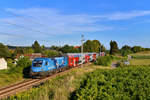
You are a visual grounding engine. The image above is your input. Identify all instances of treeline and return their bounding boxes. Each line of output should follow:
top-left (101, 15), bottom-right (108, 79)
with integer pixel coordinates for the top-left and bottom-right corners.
top-left (110, 40), bottom-right (150, 56)
top-left (0, 40), bottom-right (150, 60)
top-left (0, 39), bottom-right (105, 60)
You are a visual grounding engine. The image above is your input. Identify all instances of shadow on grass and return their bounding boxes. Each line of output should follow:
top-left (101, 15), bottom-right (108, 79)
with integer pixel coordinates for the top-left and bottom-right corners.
top-left (69, 90), bottom-right (78, 100)
top-left (23, 66), bottom-right (31, 78)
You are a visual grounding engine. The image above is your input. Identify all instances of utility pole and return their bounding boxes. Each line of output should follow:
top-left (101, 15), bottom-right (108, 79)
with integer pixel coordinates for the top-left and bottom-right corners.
top-left (81, 34), bottom-right (84, 65)
top-left (81, 34), bottom-right (84, 54)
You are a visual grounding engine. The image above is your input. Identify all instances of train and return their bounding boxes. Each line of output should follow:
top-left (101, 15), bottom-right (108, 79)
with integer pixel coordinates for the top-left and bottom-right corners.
top-left (30, 53), bottom-right (99, 78)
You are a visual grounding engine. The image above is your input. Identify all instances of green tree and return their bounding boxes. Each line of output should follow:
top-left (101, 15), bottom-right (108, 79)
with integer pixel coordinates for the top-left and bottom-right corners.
top-left (50, 45), bottom-right (61, 51)
top-left (83, 40), bottom-right (101, 53)
top-left (83, 40), bottom-right (93, 52)
top-left (14, 47), bottom-right (24, 54)
top-left (60, 45), bottom-right (80, 53)
top-left (121, 45), bottom-right (132, 56)
top-left (32, 40), bottom-right (41, 53)
top-left (110, 40), bottom-right (119, 55)
top-left (92, 40), bottom-right (101, 53)
top-left (121, 45), bottom-right (131, 50)
top-left (41, 45), bottom-right (45, 51)
top-left (131, 46), bottom-right (142, 53)
top-left (43, 50), bottom-right (60, 57)
top-left (0, 43), bottom-right (11, 58)
top-left (23, 47), bottom-right (34, 54)
top-left (100, 45), bottom-right (106, 52)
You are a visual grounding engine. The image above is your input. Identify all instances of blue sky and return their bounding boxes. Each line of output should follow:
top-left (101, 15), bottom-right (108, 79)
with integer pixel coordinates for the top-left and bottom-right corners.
top-left (0, 0), bottom-right (150, 48)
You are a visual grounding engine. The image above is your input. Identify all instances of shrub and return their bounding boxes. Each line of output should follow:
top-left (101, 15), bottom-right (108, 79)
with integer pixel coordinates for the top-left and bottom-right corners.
top-left (16, 57), bottom-right (31, 68)
top-left (43, 50), bottom-right (60, 57)
top-left (0, 57), bottom-right (32, 87)
top-left (74, 66), bottom-right (150, 100)
top-left (116, 61), bottom-right (125, 67)
top-left (95, 56), bottom-right (112, 66)
top-left (121, 49), bottom-right (132, 57)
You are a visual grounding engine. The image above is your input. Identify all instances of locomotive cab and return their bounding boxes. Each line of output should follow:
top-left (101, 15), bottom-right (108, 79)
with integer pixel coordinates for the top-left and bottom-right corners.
top-left (30, 58), bottom-right (55, 77)
top-left (30, 57), bottom-right (68, 78)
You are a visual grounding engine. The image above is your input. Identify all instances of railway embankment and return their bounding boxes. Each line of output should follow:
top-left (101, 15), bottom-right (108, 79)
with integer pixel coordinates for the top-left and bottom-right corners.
top-left (2, 64), bottom-right (110, 100)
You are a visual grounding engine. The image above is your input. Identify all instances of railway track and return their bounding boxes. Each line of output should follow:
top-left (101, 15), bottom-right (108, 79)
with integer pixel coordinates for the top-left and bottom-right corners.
top-left (0, 63), bottom-right (91, 99)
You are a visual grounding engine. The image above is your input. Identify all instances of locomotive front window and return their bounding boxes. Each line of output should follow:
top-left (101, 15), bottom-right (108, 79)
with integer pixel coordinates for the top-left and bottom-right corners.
top-left (33, 60), bottom-right (43, 67)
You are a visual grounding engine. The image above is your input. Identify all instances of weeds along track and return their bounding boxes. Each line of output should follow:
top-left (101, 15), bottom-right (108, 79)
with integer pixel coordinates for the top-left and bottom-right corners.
top-left (0, 63), bottom-right (91, 99)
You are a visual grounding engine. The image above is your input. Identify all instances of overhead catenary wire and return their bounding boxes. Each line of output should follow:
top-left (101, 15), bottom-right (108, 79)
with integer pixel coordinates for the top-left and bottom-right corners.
top-left (0, 21), bottom-right (47, 35)
top-left (4, 10), bottom-right (46, 26)
top-left (0, 10), bottom-right (54, 36)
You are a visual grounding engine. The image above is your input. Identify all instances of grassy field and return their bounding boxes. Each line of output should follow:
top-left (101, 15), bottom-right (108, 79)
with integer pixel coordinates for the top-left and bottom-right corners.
top-left (129, 51), bottom-right (150, 65)
top-left (5, 64), bottom-right (111, 100)
top-left (0, 69), bottom-right (25, 88)
top-left (130, 59), bottom-right (150, 65)
top-left (0, 58), bottom-right (31, 88)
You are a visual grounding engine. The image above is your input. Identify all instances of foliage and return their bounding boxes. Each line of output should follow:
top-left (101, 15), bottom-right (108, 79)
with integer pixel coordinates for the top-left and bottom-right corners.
top-left (0, 43), bottom-right (11, 58)
top-left (116, 60), bottom-right (128, 67)
top-left (110, 40), bottom-right (119, 55)
top-left (95, 56), bottom-right (113, 66)
top-left (130, 59), bottom-right (150, 66)
top-left (14, 47), bottom-right (24, 54)
top-left (4, 64), bottom-right (99, 100)
top-left (121, 49), bottom-right (132, 57)
top-left (32, 40), bottom-right (41, 53)
top-left (16, 57), bottom-right (31, 68)
top-left (50, 45), bottom-right (61, 51)
top-left (59, 45), bottom-right (80, 53)
top-left (43, 50), bottom-right (60, 57)
top-left (84, 40), bottom-right (101, 53)
top-left (100, 45), bottom-right (106, 52)
top-left (121, 45), bottom-right (131, 50)
top-left (74, 66), bottom-right (150, 100)
top-left (0, 57), bottom-right (31, 87)
top-left (131, 46), bottom-right (143, 53)
top-left (132, 55), bottom-right (150, 59)
top-left (23, 47), bottom-right (34, 54)
top-left (116, 61), bottom-right (124, 67)
top-left (121, 45), bottom-right (133, 56)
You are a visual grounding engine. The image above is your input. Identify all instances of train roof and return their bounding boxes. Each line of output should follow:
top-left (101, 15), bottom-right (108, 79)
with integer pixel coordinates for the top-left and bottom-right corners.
top-left (33, 58), bottom-right (51, 60)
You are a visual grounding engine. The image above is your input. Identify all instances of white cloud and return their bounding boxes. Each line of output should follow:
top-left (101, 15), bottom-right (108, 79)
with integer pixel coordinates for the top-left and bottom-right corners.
top-left (0, 8), bottom-right (113, 40)
top-left (106, 10), bottom-right (150, 20)
top-left (1, 8), bottom-right (150, 43)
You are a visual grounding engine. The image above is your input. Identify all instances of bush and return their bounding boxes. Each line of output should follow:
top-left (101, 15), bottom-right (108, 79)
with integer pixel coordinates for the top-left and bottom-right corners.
top-left (121, 49), bottom-right (132, 57)
top-left (74, 66), bottom-right (150, 100)
top-left (116, 61), bottom-right (125, 67)
top-left (0, 57), bottom-right (32, 87)
top-left (16, 57), bottom-right (31, 68)
top-left (43, 50), bottom-right (60, 57)
top-left (95, 56), bottom-right (112, 66)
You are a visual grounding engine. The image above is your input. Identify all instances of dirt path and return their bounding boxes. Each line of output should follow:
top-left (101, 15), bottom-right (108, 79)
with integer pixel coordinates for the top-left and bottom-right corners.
top-left (111, 62), bottom-right (117, 69)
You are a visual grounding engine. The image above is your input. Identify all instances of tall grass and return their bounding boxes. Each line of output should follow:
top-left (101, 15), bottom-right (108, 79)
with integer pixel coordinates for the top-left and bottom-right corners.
top-left (95, 56), bottom-right (127, 66)
top-left (0, 57), bottom-right (31, 88)
top-left (4, 65), bottom-right (109, 100)
top-left (132, 55), bottom-right (150, 59)
top-left (95, 56), bottom-right (112, 66)
top-left (130, 59), bottom-right (150, 65)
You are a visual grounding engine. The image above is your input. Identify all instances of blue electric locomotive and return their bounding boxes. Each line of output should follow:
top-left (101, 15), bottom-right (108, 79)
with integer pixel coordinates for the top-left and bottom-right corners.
top-left (30, 57), bottom-right (68, 78)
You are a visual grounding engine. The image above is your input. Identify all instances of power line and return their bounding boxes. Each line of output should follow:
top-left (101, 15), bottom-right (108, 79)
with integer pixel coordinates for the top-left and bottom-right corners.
top-left (81, 34), bottom-right (84, 54)
top-left (0, 21), bottom-right (46, 35)
top-left (1, 10), bottom-right (54, 36)
top-left (4, 10), bottom-right (46, 26)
